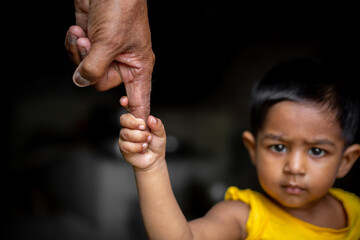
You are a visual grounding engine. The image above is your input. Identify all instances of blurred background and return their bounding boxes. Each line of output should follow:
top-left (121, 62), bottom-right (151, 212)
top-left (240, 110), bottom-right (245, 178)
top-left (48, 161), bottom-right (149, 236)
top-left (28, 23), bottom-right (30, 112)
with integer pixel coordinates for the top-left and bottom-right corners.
top-left (7, 1), bottom-right (360, 239)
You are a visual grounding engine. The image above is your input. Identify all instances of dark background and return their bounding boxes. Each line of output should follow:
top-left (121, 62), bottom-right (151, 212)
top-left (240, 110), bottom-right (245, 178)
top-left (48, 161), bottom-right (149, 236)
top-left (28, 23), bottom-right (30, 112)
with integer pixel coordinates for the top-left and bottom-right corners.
top-left (7, 1), bottom-right (360, 239)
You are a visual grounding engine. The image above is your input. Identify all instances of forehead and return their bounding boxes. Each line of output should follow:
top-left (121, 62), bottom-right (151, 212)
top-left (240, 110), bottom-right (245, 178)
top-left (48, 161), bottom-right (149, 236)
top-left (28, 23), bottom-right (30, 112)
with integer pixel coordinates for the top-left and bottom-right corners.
top-left (261, 101), bottom-right (343, 142)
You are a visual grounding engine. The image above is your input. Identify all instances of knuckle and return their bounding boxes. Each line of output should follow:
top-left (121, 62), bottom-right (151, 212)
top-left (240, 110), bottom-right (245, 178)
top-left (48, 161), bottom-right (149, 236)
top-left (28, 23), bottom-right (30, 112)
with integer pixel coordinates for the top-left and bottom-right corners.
top-left (121, 142), bottom-right (130, 153)
top-left (81, 61), bottom-right (103, 79)
top-left (120, 130), bottom-right (128, 140)
top-left (119, 113), bottom-right (130, 125)
top-left (119, 114), bottom-right (125, 122)
top-left (142, 133), bottom-right (148, 142)
top-left (118, 139), bottom-right (126, 151)
top-left (93, 84), bottom-right (108, 92)
top-left (149, 51), bottom-right (155, 65)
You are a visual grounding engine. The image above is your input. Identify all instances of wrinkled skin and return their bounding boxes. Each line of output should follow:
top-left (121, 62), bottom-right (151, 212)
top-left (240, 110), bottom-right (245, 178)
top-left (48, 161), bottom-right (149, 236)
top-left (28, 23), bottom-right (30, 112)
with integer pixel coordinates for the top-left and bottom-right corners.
top-left (65, 0), bottom-right (155, 120)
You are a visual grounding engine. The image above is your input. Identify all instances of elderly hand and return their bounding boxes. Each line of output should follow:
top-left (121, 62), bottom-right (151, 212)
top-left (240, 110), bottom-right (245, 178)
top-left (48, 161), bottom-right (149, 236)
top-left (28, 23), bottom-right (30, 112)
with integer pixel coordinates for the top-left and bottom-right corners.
top-left (65, 0), bottom-right (155, 120)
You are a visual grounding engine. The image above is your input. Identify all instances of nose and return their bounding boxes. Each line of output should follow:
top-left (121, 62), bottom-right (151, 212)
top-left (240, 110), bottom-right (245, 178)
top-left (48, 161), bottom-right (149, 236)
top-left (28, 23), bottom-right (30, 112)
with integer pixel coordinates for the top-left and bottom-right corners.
top-left (283, 151), bottom-right (306, 175)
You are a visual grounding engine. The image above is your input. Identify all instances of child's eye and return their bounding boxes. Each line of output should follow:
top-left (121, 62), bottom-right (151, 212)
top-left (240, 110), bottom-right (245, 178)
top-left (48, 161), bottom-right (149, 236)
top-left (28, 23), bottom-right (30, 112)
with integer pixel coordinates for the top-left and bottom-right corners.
top-left (270, 144), bottom-right (287, 153)
top-left (309, 148), bottom-right (326, 157)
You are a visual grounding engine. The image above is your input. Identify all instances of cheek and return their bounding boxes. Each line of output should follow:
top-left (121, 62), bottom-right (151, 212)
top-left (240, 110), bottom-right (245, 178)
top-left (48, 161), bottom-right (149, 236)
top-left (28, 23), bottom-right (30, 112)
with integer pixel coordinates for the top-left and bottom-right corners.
top-left (255, 154), bottom-right (281, 187)
top-left (256, 165), bottom-right (282, 200)
top-left (307, 163), bottom-right (338, 191)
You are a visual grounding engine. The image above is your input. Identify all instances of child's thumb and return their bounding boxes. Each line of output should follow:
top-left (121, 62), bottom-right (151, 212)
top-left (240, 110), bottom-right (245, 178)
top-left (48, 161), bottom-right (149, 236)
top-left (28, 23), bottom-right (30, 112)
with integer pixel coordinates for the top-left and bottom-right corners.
top-left (73, 44), bottom-right (112, 87)
top-left (147, 116), bottom-right (165, 138)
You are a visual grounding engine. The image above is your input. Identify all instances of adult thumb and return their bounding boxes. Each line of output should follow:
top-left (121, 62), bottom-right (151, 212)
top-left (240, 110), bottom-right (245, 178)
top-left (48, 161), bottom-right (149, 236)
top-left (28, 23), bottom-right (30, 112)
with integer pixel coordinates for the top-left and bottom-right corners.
top-left (73, 44), bottom-right (112, 87)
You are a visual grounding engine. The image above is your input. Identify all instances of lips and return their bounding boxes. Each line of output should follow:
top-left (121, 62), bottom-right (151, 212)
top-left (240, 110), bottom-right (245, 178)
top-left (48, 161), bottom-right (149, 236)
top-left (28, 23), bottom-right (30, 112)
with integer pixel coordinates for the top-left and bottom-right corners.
top-left (281, 183), bottom-right (306, 195)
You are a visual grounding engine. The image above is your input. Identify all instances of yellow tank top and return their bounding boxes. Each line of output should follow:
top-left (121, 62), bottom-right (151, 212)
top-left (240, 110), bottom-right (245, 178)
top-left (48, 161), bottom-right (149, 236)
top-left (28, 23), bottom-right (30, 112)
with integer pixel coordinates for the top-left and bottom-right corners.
top-left (225, 187), bottom-right (360, 240)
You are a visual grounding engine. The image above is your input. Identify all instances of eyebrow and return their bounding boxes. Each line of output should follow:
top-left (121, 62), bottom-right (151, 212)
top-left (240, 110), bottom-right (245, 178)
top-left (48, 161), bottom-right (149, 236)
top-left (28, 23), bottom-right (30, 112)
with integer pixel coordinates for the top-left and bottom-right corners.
top-left (261, 133), bottom-right (288, 142)
top-left (261, 133), bottom-right (336, 147)
top-left (304, 139), bottom-right (336, 147)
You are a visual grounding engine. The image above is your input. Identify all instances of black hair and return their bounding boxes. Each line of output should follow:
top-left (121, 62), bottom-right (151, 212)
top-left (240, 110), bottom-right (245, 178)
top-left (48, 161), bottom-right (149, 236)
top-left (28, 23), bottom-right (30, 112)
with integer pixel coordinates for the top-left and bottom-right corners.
top-left (249, 58), bottom-right (360, 146)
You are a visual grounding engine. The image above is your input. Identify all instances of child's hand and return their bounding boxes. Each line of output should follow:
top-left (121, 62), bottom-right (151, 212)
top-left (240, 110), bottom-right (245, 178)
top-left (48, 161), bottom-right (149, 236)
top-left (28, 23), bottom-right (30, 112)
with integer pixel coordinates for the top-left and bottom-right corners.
top-left (118, 97), bottom-right (166, 171)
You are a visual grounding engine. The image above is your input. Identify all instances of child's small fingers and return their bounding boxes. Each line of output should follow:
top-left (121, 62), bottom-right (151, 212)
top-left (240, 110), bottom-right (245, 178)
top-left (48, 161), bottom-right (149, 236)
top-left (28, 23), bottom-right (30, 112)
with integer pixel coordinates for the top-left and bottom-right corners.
top-left (120, 128), bottom-right (152, 143)
top-left (120, 113), bottom-right (146, 130)
top-left (119, 140), bottom-right (148, 154)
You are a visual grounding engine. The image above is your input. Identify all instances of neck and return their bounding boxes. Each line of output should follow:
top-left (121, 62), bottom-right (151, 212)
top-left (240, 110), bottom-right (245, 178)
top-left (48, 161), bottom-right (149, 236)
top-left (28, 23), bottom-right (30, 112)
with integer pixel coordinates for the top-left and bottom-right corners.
top-left (269, 193), bottom-right (347, 229)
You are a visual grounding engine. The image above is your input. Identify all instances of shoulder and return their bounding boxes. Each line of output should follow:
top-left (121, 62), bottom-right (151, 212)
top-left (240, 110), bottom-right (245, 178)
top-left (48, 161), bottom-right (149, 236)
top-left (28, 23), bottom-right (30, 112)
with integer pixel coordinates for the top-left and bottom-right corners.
top-left (330, 188), bottom-right (360, 231)
top-left (330, 188), bottom-right (360, 221)
top-left (190, 200), bottom-right (250, 240)
top-left (330, 188), bottom-right (360, 207)
top-left (225, 187), bottom-right (259, 203)
top-left (210, 200), bottom-right (250, 228)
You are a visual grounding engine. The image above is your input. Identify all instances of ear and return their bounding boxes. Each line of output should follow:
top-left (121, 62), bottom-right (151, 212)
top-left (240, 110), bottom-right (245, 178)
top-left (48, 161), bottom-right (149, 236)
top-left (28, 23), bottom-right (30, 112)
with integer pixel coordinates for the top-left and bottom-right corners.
top-left (242, 131), bottom-right (257, 166)
top-left (337, 143), bottom-right (360, 178)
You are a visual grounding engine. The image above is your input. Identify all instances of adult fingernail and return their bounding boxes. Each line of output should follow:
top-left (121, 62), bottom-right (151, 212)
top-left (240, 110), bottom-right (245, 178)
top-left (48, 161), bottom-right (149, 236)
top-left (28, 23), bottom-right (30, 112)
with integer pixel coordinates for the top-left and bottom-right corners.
top-left (78, 46), bottom-right (87, 57)
top-left (68, 34), bottom-right (77, 44)
top-left (73, 70), bottom-right (91, 87)
top-left (80, 50), bottom-right (87, 57)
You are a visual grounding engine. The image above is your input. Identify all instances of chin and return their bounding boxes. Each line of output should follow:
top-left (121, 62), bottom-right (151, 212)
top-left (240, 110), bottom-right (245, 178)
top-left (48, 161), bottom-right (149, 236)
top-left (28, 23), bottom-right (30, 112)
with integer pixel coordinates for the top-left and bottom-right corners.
top-left (268, 192), bottom-right (307, 209)
top-left (278, 200), bottom-right (305, 209)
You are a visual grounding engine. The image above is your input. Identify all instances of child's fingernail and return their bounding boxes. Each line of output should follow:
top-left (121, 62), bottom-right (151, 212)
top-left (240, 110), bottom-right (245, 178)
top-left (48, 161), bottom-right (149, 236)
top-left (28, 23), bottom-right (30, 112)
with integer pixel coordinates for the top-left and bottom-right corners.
top-left (142, 143), bottom-right (148, 149)
top-left (147, 135), bottom-right (152, 142)
top-left (149, 116), bottom-right (157, 125)
top-left (73, 70), bottom-right (91, 87)
top-left (139, 124), bottom-right (146, 130)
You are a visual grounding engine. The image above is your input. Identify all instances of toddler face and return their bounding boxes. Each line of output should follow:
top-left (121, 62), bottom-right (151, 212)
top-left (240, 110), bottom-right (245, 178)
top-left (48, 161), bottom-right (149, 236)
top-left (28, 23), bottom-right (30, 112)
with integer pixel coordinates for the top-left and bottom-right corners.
top-left (254, 101), bottom-right (345, 209)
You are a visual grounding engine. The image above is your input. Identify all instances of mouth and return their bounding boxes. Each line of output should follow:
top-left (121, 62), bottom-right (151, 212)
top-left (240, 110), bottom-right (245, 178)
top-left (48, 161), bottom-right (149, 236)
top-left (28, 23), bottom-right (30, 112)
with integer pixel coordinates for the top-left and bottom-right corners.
top-left (281, 183), bottom-right (306, 195)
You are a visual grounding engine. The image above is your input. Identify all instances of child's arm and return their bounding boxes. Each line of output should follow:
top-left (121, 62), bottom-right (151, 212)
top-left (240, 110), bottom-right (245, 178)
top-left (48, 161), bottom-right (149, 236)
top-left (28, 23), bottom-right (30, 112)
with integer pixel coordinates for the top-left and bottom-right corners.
top-left (118, 97), bottom-right (248, 240)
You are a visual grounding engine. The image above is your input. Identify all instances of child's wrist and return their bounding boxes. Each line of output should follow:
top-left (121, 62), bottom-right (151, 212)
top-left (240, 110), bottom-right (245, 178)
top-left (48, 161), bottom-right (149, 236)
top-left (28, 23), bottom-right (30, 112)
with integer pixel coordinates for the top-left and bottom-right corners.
top-left (133, 157), bottom-right (166, 174)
